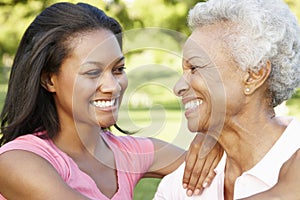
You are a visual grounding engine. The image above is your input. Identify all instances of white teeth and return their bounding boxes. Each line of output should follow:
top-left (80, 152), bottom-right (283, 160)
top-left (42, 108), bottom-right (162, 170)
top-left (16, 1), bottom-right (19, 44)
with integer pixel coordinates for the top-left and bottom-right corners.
top-left (184, 99), bottom-right (203, 110)
top-left (92, 99), bottom-right (116, 108)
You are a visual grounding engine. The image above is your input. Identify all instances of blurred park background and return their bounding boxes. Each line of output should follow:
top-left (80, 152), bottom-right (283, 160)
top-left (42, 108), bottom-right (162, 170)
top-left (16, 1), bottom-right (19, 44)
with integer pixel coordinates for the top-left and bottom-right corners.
top-left (0, 0), bottom-right (300, 199)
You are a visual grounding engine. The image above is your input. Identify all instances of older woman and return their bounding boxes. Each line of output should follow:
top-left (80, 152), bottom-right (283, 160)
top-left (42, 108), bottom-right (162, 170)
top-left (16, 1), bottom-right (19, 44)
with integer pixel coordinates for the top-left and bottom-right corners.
top-left (0, 2), bottom-right (223, 199)
top-left (154, 0), bottom-right (300, 199)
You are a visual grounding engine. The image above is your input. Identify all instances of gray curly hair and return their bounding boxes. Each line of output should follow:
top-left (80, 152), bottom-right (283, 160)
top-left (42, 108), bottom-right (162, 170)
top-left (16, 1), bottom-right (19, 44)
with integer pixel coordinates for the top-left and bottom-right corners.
top-left (188, 0), bottom-right (300, 107)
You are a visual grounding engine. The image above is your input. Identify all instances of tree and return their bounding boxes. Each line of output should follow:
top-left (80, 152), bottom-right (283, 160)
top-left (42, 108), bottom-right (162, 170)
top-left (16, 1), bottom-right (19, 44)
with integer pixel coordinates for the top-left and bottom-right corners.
top-left (0, 0), bottom-right (299, 81)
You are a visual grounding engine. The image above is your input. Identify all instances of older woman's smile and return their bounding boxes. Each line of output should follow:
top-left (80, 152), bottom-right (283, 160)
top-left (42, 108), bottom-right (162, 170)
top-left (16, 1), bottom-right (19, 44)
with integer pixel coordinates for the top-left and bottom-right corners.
top-left (184, 99), bottom-right (203, 110)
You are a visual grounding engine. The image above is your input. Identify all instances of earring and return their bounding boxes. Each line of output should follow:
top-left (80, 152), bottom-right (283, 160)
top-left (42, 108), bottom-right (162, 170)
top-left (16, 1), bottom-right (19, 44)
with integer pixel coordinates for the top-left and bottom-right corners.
top-left (245, 88), bottom-right (250, 93)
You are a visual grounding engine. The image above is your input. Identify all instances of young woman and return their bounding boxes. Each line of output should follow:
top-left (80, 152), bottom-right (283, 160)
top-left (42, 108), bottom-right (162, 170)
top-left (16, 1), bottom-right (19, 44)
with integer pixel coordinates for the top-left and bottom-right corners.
top-left (0, 2), bottom-right (221, 199)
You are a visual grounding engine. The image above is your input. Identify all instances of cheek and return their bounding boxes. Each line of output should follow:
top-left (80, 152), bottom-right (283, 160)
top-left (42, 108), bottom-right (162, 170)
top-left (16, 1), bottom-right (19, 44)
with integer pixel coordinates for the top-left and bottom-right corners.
top-left (53, 74), bottom-right (76, 102)
top-left (72, 79), bottom-right (99, 109)
top-left (224, 83), bottom-right (244, 115)
top-left (119, 74), bottom-right (128, 93)
top-left (190, 74), bottom-right (211, 101)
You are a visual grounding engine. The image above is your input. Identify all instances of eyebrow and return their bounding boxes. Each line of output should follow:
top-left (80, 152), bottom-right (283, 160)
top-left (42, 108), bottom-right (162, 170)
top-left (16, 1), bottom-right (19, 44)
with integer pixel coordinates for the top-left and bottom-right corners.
top-left (82, 56), bottom-right (125, 67)
top-left (184, 56), bottom-right (202, 65)
top-left (114, 56), bottom-right (125, 65)
top-left (185, 56), bottom-right (200, 62)
top-left (184, 56), bottom-right (213, 69)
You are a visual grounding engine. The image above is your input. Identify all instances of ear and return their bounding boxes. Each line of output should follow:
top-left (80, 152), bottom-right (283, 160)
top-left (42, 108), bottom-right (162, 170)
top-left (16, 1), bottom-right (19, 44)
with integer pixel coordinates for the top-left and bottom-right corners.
top-left (40, 73), bottom-right (56, 92)
top-left (243, 60), bottom-right (271, 95)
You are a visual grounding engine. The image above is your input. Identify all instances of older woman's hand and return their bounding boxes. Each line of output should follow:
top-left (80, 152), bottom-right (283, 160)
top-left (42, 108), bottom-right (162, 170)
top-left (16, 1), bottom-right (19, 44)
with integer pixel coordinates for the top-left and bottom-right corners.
top-left (183, 133), bottom-right (223, 196)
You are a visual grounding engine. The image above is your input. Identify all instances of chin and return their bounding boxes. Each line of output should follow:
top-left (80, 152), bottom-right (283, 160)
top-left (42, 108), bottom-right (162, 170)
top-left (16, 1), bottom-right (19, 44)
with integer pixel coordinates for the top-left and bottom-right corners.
top-left (98, 120), bottom-right (117, 129)
top-left (187, 123), bottom-right (199, 133)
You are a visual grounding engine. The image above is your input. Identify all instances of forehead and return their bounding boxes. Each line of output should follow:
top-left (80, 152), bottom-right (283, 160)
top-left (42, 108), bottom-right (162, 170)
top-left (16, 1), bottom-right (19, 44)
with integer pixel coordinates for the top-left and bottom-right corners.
top-left (70, 29), bottom-right (122, 65)
top-left (183, 35), bottom-right (211, 63)
top-left (183, 24), bottom-right (232, 66)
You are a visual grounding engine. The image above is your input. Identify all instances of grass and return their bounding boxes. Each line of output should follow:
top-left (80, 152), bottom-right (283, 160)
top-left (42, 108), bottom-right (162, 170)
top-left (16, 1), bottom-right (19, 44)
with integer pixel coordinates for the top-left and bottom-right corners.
top-left (133, 178), bottom-right (162, 200)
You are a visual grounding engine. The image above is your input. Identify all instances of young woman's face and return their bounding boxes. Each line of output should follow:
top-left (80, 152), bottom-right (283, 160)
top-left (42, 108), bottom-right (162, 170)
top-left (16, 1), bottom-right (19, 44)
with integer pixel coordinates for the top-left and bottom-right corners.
top-left (50, 30), bottom-right (127, 128)
top-left (174, 25), bottom-right (245, 133)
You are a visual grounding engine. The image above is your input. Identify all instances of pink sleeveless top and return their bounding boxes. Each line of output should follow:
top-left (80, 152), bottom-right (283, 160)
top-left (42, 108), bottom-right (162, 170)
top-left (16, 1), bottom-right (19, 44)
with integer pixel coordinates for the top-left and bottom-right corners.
top-left (0, 131), bottom-right (154, 200)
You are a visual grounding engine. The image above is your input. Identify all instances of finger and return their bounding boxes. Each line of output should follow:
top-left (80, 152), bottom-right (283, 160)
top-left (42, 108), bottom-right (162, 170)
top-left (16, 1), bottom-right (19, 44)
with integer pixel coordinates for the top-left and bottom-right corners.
top-left (192, 169), bottom-right (217, 196)
top-left (196, 156), bottom-right (219, 190)
top-left (187, 159), bottom-right (208, 194)
top-left (183, 134), bottom-right (205, 188)
top-left (188, 147), bottom-right (220, 195)
top-left (182, 152), bottom-right (198, 188)
top-left (203, 169), bottom-right (217, 188)
top-left (193, 145), bottom-right (222, 192)
top-left (185, 157), bottom-right (206, 195)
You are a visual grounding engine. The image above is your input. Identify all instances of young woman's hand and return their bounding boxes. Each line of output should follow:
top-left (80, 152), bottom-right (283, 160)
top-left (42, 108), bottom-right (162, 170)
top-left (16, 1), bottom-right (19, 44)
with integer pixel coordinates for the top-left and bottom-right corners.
top-left (183, 133), bottom-right (223, 196)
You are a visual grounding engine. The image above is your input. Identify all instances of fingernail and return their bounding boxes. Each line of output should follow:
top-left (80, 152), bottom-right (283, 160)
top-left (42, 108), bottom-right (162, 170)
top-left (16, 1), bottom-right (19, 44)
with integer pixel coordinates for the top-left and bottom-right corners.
top-left (194, 189), bottom-right (201, 195)
top-left (187, 189), bottom-right (193, 197)
top-left (202, 181), bottom-right (208, 188)
top-left (183, 183), bottom-right (187, 189)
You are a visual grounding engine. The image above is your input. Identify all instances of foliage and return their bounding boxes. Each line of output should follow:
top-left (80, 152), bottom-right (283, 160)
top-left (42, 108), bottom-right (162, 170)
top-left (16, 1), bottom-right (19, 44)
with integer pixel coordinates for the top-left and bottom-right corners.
top-left (0, 0), bottom-right (206, 70)
top-left (0, 84), bottom-right (7, 111)
top-left (285, 0), bottom-right (300, 20)
top-left (0, 0), bottom-right (299, 81)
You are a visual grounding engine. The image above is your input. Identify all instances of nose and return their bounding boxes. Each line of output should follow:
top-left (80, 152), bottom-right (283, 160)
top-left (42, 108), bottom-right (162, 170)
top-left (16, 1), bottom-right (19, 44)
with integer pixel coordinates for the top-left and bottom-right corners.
top-left (173, 74), bottom-right (189, 97)
top-left (98, 72), bottom-right (121, 94)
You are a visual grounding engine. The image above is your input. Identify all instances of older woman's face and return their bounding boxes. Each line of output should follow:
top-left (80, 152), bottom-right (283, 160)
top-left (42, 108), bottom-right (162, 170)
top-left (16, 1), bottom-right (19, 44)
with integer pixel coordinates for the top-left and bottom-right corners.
top-left (174, 25), bottom-right (246, 133)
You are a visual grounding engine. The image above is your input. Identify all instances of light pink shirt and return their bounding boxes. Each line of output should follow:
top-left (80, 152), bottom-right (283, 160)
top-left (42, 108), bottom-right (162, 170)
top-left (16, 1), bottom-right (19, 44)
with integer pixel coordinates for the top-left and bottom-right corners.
top-left (154, 117), bottom-right (300, 200)
top-left (0, 131), bottom-right (154, 200)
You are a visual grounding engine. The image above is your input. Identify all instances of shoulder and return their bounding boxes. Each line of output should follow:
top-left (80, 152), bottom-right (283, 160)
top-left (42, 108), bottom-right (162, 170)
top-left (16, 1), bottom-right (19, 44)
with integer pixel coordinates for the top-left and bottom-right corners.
top-left (103, 131), bottom-right (154, 153)
top-left (0, 149), bottom-right (60, 199)
top-left (279, 148), bottom-right (300, 178)
top-left (1, 133), bottom-right (57, 159)
top-left (0, 133), bottom-right (69, 179)
top-left (102, 131), bottom-right (155, 173)
top-left (260, 149), bottom-right (300, 200)
top-left (0, 134), bottom-right (50, 155)
top-left (0, 150), bottom-right (89, 199)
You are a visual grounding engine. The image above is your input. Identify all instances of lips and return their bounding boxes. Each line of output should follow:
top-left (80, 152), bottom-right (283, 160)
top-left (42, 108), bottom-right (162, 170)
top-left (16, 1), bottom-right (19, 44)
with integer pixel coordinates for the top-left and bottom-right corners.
top-left (182, 97), bottom-right (204, 117)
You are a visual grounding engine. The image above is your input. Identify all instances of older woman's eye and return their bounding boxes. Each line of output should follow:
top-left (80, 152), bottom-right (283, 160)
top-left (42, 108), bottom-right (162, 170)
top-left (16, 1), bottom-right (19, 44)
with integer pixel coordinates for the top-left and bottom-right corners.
top-left (190, 63), bottom-right (210, 73)
top-left (190, 65), bottom-right (202, 73)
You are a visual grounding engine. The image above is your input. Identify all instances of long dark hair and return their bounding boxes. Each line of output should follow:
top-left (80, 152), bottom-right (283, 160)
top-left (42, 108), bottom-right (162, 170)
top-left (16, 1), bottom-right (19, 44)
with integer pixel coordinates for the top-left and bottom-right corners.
top-left (0, 2), bottom-right (123, 145)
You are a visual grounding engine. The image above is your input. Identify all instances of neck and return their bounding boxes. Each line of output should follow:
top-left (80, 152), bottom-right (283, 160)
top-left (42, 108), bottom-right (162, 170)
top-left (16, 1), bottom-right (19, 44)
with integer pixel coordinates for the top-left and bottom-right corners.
top-left (52, 119), bottom-right (103, 157)
top-left (218, 106), bottom-right (286, 174)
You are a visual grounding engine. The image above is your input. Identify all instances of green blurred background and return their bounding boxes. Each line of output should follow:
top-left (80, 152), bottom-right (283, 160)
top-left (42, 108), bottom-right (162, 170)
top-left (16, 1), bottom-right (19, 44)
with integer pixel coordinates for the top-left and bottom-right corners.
top-left (0, 0), bottom-right (300, 199)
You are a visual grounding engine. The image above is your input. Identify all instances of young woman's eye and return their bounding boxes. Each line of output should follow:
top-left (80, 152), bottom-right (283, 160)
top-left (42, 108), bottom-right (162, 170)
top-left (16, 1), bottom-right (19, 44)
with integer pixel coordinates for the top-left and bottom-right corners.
top-left (113, 66), bottom-right (126, 74)
top-left (86, 70), bottom-right (101, 77)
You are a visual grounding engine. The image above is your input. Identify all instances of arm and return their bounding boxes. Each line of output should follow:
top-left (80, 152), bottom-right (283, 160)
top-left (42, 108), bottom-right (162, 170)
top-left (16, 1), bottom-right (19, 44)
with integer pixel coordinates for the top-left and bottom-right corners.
top-left (145, 133), bottom-right (223, 195)
top-left (0, 150), bottom-right (91, 200)
top-left (143, 137), bottom-right (185, 178)
top-left (241, 149), bottom-right (300, 200)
